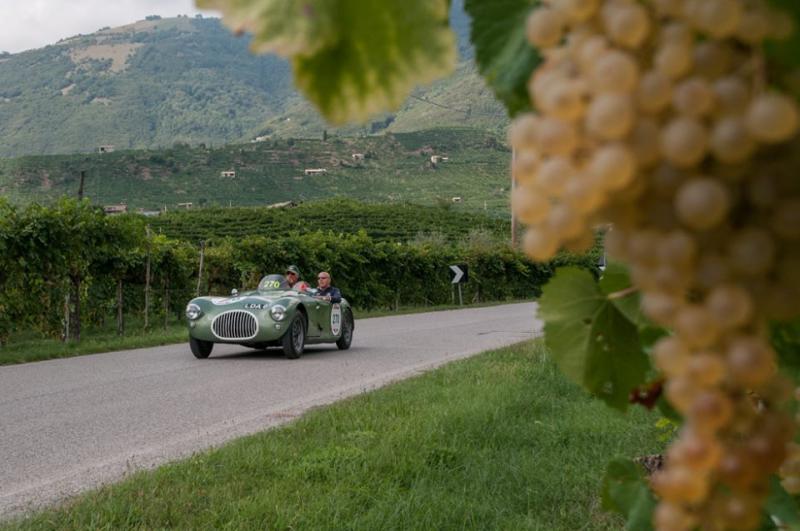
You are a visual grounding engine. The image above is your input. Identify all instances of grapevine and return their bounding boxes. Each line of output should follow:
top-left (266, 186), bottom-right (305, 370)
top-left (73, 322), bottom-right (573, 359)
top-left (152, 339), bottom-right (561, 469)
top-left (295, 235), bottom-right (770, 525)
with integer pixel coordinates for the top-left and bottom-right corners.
top-left (511, 0), bottom-right (800, 528)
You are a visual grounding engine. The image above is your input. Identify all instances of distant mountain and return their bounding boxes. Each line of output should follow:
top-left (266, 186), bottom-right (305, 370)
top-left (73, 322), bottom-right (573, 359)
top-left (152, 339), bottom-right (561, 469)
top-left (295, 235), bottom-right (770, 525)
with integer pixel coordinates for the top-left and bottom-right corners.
top-left (0, 4), bottom-right (508, 158)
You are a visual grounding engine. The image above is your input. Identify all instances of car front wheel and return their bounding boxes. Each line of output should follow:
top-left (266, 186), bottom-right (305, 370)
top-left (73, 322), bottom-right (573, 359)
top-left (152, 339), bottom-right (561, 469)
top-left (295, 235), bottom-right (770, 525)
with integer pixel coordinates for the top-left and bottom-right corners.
top-left (190, 336), bottom-right (214, 359)
top-left (282, 314), bottom-right (306, 359)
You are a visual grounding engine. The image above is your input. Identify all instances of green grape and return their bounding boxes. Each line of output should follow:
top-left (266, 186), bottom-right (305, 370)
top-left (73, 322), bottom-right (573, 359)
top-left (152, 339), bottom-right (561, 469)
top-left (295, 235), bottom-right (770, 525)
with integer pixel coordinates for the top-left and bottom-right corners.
top-left (637, 70), bottom-right (673, 114)
top-left (674, 177), bottom-right (730, 231)
top-left (523, 227), bottom-right (559, 261)
top-left (728, 228), bottom-right (775, 276)
top-left (601, 2), bottom-right (651, 48)
top-left (674, 304), bottom-right (719, 348)
top-left (589, 50), bottom-right (639, 94)
top-left (710, 116), bottom-right (756, 164)
top-left (586, 93), bottom-right (635, 140)
top-left (685, 0), bottom-right (742, 39)
top-left (746, 93), bottom-right (800, 144)
top-left (726, 335), bottom-right (775, 387)
top-left (672, 77), bottom-right (715, 117)
top-left (655, 42), bottom-right (693, 80)
top-left (706, 284), bottom-right (753, 329)
top-left (526, 7), bottom-right (566, 48)
top-left (587, 143), bottom-right (637, 190)
top-left (661, 117), bottom-right (709, 167)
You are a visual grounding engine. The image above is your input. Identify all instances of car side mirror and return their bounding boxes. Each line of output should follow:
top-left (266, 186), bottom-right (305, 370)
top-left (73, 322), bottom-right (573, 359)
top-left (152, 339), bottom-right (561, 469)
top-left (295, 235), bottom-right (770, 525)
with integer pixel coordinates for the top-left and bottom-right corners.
top-left (231, 288), bottom-right (239, 296)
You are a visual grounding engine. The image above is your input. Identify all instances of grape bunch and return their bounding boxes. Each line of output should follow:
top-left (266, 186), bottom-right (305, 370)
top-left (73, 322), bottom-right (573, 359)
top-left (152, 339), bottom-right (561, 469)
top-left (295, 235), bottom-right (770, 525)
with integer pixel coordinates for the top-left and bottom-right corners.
top-left (511, 0), bottom-right (800, 528)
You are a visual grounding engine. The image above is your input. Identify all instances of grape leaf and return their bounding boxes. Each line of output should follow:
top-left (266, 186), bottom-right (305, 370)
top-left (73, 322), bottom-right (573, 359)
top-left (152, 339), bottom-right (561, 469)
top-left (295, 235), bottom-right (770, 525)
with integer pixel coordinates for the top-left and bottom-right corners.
top-left (599, 261), bottom-right (646, 327)
top-left (766, 475), bottom-right (800, 529)
top-left (599, 261), bottom-right (667, 351)
top-left (601, 459), bottom-right (656, 531)
top-left (197, 0), bottom-right (457, 124)
top-left (464, 0), bottom-right (540, 117)
top-left (765, 0), bottom-right (800, 70)
top-left (539, 267), bottom-right (650, 411)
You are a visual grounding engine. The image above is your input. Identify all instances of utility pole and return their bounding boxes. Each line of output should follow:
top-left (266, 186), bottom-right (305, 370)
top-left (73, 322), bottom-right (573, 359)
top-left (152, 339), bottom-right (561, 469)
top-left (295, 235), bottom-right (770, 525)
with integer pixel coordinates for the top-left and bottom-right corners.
top-left (77, 170), bottom-right (86, 200)
top-left (196, 240), bottom-right (205, 296)
top-left (144, 226), bottom-right (151, 330)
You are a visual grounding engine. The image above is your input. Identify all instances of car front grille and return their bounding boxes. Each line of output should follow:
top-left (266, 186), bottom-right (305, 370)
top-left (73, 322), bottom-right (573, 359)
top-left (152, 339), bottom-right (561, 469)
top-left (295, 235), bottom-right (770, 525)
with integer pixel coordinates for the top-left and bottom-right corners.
top-left (211, 310), bottom-right (258, 340)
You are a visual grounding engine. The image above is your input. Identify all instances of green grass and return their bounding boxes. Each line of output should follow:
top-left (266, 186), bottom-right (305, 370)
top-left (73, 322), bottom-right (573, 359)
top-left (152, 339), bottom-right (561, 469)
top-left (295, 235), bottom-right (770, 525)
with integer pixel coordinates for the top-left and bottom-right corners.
top-left (0, 301), bottom-right (529, 366)
top-left (0, 321), bottom-right (188, 366)
top-left (2, 340), bottom-right (663, 530)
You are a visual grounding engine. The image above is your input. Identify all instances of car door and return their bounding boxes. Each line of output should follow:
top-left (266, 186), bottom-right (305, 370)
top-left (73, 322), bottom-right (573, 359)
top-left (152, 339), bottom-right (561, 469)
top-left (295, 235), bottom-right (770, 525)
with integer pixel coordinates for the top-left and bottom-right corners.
top-left (303, 296), bottom-right (330, 338)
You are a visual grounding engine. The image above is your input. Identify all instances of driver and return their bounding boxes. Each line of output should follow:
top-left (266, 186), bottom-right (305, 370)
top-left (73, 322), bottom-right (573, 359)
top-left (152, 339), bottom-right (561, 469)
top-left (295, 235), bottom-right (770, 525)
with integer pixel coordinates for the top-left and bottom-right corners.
top-left (285, 265), bottom-right (310, 291)
top-left (315, 271), bottom-right (342, 303)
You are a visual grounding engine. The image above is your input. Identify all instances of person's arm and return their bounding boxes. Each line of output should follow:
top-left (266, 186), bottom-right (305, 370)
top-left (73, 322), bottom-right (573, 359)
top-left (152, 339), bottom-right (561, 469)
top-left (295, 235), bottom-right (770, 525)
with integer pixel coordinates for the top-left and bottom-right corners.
top-left (329, 287), bottom-right (342, 303)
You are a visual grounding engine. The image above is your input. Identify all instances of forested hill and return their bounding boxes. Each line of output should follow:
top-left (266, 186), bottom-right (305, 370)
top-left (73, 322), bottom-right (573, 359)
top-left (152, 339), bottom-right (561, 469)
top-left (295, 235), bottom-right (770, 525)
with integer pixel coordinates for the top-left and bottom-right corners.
top-left (0, 3), bottom-right (508, 158)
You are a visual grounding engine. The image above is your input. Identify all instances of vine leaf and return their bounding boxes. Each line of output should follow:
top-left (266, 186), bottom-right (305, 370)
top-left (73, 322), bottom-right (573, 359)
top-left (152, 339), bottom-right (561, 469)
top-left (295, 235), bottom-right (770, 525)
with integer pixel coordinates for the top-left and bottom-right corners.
top-left (196, 0), bottom-right (457, 124)
top-left (539, 267), bottom-right (649, 411)
top-left (766, 475), bottom-right (800, 528)
top-left (601, 459), bottom-right (656, 531)
top-left (599, 261), bottom-right (645, 327)
top-left (464, 0), bottom-right (540, 117)
top-left (765, 0), bottom-right (800, 70)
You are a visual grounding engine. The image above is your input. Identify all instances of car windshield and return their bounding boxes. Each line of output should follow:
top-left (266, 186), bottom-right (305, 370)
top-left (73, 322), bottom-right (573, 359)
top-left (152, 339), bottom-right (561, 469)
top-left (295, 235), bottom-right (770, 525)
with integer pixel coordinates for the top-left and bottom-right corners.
top-left (257, 274), bottom-right (290, 291)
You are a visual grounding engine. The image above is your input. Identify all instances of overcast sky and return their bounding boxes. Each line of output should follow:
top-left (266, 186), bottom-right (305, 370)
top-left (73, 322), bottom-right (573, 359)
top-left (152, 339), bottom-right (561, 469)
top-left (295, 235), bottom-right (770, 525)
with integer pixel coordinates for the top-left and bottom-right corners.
top-left (0, 0), bottom-right (221, 54)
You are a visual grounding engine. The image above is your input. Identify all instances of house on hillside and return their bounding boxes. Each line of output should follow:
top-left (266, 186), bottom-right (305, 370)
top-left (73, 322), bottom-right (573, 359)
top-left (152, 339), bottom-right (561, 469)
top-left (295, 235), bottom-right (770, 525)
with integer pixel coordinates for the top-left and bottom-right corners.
top-left (431, 155), bottom-right (449, 164)
top-left (304, 168), bottom-right (327, 176)
top-left (98, 145), bottom-right (115, 153)
top-left (220, 170), bottom-right (236, 178)
top-left (177, 202), bottom-right (193, 209)
top-left (265, 201), bottom-right (298, 209)
top-left (103, 204), bottom-right (127, 215)
top-left (451, 197), bottom-right (463, 204)
top-left (351, 153), bottom-right (365, 162)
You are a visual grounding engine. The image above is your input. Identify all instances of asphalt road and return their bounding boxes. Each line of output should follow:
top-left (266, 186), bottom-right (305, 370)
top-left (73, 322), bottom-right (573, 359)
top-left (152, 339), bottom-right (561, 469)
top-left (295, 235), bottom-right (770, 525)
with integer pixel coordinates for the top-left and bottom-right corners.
top-left (0, 302), bottom-right (540, 518)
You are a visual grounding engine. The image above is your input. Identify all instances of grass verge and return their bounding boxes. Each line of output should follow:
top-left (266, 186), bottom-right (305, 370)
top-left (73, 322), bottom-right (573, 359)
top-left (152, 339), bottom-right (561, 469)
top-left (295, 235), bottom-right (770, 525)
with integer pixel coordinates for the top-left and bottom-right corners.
top-left (2, 340), bottom-right (662, 530)
top-left (0, 300), bottom-right (531, 366)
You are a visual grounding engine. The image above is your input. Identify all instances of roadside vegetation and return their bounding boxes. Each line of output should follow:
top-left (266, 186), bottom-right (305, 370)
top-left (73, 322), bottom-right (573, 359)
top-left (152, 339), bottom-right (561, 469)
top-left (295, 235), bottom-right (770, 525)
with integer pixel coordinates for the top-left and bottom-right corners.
top-left (0, 198), bottom-right (599, 363)
top-left (1, 340), bottom-right (663, 530)
top-left (148, 198), bottom-right (511, 243)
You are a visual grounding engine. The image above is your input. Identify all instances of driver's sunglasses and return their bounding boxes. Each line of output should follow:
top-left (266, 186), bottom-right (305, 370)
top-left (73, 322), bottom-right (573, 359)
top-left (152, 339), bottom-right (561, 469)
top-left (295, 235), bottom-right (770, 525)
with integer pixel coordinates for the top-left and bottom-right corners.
top-left (318, 276), bottom-right (329, 280)
top-left (286, 272), bottom-right (297, 276)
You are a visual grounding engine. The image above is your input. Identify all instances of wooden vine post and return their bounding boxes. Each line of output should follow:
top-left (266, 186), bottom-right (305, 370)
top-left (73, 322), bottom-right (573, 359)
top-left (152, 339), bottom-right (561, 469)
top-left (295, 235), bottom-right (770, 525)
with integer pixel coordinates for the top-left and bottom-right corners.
top-left (116, 278), bottom-right (124, 336)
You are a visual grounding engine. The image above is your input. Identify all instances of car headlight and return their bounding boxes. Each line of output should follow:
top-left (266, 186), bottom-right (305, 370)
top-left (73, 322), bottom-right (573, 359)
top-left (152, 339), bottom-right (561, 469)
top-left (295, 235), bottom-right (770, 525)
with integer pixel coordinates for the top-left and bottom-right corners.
top-left (185, 303), bottom-right (202, 320)
top-left (270, 304), bottom-right (286, 321)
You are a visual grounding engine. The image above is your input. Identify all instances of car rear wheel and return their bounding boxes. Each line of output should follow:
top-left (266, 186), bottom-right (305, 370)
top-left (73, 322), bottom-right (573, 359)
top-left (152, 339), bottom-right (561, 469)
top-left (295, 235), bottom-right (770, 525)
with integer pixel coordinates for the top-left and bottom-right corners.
top-left (336, 310), bottom-right (354, 350)
top-left (190, 336), bottom-right (214, 359)
top-left (282, 314), bottom-right (306, 359)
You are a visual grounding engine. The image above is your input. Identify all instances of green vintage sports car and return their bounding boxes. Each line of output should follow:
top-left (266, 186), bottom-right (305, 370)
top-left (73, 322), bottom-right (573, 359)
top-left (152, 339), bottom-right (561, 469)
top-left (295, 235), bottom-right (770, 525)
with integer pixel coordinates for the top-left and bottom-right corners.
top-left (185, 274), bottom-right (354, 359)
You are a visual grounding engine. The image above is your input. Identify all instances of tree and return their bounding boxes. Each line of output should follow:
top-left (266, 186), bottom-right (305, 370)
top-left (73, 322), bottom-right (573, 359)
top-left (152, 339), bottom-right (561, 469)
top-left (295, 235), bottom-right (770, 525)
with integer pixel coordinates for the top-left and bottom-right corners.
top-left (198, 0), bottom-right (800, 528)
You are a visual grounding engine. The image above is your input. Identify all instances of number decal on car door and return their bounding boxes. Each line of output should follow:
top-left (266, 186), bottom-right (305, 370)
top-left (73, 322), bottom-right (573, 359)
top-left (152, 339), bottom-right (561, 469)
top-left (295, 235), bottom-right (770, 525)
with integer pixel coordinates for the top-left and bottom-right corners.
top-left (330, 304), bottom-right (341, 335)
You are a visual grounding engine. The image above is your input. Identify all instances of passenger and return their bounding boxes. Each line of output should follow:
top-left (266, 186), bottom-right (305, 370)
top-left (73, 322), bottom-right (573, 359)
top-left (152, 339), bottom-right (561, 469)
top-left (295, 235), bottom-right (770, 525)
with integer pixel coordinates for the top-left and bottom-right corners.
top-left (315, 271), bottom-right (342, 303)
top-left (285, 265), bottom-right (309, 291)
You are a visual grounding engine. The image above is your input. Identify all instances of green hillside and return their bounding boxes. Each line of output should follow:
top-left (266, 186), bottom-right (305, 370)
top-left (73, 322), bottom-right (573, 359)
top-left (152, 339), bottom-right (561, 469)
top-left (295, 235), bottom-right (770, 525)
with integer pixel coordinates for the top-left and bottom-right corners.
top-left (0, 3), bottom-right (509, 158)
top-left (148, 198), bottom-right (512, 243)
top-left (0, 128), bottom-right (512, 213)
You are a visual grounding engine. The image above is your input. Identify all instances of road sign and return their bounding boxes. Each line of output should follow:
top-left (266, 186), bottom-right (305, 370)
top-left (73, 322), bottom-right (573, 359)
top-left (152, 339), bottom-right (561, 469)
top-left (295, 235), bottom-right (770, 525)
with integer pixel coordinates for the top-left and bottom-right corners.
top-left (449, 264), bottom-right (468, 284)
